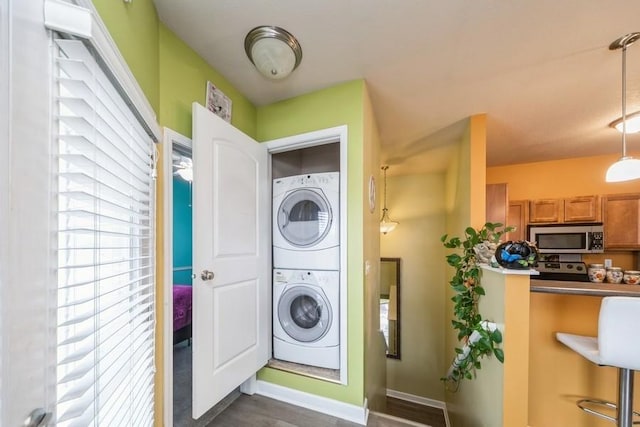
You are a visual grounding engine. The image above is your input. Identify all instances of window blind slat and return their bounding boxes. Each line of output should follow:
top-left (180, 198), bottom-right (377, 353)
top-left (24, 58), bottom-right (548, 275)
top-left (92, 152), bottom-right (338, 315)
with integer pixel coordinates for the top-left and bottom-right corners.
top-left (57, 112), bottom-right (150, 182)
top-left (60, 169), bottom-right (150, 207)
top-left (58, 322), bottom-right (153, 400)
top-left (54, 37), bottom-right (155, 427)
top-left (58, 254), bottom-right (152, 271)
top-left (58, 151), bottom-right (148, 197)
top-left (58, 281), bottom-right (154, 326)
top-left (58, 269), bottom-right (153, 291)
top-left (57, 96), bottom-right (150, 172)
top-left (55, 41), bottom-right (153, 152)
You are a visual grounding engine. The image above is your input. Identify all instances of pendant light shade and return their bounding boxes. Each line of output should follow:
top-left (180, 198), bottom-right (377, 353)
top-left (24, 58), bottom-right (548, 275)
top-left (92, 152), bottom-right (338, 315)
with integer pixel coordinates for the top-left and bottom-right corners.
top-left (605, 156), bottom-right (640, 182)
top-left (380, 166), bottom-right (398, 234)
top-left (244, 26), bottom-right (302, 80)
top-left (606, 32), bottom-right (640, 183)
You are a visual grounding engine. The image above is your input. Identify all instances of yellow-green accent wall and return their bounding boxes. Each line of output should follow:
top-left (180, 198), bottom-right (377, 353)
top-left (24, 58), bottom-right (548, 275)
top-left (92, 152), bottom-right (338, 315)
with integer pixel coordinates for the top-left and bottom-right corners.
top-left (256, 80), bottom-right (367, 406)
top-left (92, 0), bottom-right (160, 113)
top-left (381, 173), bottom-right (447, 401)
top-left (362, 85), bottom-right (385, 412)
top-left (158, 24), bottom-right (256, 138)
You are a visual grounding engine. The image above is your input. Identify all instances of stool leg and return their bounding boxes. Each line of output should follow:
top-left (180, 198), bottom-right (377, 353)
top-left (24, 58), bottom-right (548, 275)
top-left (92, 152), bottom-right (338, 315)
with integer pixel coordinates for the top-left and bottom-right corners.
top-left (617, 368), bottom-right (634, 427)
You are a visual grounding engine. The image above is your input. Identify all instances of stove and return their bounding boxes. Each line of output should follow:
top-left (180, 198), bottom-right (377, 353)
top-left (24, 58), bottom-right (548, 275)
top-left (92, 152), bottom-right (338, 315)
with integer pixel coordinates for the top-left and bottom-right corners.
top-left (535, 261), bottom-right (590, 282)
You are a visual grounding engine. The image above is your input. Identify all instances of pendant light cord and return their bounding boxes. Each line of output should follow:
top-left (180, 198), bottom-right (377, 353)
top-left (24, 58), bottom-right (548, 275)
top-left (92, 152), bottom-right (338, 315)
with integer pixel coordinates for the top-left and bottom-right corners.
top-left (622, 42), bottom-right (628, 157)
top-left (382, 165), bottom-right (389, 212)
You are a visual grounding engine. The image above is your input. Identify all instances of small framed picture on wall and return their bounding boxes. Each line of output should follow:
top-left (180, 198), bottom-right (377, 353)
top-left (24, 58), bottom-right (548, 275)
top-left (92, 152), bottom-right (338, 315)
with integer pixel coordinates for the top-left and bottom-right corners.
top-left (205, 81), bottom-right (232, 122)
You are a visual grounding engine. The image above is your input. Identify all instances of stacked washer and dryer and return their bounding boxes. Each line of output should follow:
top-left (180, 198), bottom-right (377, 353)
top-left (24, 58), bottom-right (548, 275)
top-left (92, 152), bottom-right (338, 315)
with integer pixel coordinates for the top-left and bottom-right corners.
top-left (272, 172), bottom-right (340, 370)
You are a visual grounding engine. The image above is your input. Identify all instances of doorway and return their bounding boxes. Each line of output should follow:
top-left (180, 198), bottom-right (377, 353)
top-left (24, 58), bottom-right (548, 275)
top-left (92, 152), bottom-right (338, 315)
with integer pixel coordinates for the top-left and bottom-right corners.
top-left (163, 128), bottom-right (196, 426)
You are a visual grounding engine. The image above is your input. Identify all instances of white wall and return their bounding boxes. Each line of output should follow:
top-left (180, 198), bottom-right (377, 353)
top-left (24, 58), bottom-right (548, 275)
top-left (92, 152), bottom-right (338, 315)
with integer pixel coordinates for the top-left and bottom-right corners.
top-left (381, 173), bottom-right (447, 401)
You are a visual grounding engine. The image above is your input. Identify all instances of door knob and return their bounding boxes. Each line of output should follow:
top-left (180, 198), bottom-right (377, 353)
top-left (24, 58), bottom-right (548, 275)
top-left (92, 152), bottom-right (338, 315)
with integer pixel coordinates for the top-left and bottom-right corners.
top-left (201, 270), bottom-right (215, 281)
top-left (23, 408), bottom-right (52, 427)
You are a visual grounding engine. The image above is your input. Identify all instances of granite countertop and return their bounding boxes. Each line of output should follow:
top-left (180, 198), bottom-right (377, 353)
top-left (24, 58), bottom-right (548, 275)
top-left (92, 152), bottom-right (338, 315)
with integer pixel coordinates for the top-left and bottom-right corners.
top-left (530, 279), bottom-right (640, 297)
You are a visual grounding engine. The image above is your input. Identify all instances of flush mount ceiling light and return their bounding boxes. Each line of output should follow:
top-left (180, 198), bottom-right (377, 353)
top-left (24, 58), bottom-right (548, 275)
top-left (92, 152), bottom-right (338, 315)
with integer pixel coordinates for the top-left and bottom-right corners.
top-left (606, 32), bottom-right (640, 183)
top-left (244, 26), bottom-right (302, 80)
top-left (380, 166), bottom-right (398, 235)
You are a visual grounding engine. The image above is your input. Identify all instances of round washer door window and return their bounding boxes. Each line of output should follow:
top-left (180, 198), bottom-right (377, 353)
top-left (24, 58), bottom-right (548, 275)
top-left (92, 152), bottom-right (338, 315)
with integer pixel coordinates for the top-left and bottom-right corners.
top-left (278, 286), bottom-right (332, 343)
top-left (277, 189), bottom-right (332, 248)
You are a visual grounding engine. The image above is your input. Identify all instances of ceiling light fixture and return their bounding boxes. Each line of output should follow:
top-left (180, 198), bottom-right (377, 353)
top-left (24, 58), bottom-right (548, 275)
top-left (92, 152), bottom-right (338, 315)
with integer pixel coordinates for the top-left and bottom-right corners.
top-left (244, 26), bottom-right (302, 80)
top-left (173, 157), bottom-right (193, 182)
top-left (609, 111), bottom-right (640, 134)
top-left (606, 32), bottom-right (640, 183)
top-left (380, 166), bottom-right (398, 234)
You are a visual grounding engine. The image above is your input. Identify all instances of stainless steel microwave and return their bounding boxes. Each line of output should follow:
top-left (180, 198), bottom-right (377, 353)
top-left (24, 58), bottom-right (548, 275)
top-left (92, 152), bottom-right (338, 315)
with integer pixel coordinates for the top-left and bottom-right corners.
top-left (528, 224), bottom-right (604, 254)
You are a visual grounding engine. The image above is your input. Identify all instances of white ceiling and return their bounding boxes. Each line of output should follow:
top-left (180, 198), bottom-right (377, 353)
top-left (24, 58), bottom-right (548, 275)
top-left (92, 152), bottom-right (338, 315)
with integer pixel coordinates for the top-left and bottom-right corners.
top-left (154, 0), bottom-right (640, 174)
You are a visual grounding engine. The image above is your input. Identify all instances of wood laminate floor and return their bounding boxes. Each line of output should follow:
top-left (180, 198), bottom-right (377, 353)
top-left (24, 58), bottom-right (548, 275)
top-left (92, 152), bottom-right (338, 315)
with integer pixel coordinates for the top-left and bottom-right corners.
top-left (385, 397), bottom-right (446, 427)
top-left (206, 393), bottom-right (431, 427)
top-left (174, 342), bottom-right (446, 427)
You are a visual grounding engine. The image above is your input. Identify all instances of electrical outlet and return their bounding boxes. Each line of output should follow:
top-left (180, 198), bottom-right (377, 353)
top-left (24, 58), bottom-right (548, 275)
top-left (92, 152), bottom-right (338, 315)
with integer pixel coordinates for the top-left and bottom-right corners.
top-left (605, 259), bottom-right (613, 268)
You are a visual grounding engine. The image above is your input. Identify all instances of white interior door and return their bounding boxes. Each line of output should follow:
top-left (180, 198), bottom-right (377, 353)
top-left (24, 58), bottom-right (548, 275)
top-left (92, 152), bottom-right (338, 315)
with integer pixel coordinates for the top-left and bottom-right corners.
top-left (191, 103), bottom-right (270, 419)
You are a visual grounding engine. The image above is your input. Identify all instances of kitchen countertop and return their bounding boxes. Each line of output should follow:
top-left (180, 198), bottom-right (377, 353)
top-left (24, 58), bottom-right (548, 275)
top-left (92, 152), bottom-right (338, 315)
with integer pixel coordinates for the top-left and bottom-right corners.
top-left (530, 279), bottom-right (640, 297)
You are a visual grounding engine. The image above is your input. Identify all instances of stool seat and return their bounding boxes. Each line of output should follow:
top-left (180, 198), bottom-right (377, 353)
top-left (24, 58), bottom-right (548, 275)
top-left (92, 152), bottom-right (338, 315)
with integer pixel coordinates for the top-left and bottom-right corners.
top-left (556, 296), bottom-right (640, 427)
top-left (556, 333), bottom-right (600, 366)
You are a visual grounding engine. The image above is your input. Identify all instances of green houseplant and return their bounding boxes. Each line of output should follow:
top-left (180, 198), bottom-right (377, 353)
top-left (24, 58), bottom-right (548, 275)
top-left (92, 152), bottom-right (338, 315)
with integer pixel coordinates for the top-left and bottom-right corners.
top-left (440, 222), bottom-right (513, 390)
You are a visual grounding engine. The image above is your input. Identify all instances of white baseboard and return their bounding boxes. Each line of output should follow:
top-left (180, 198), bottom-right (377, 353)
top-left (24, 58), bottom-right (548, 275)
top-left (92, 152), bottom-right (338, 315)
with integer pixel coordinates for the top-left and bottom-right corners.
top-left (255, 380), bottom-right (368, 425)
top-left (386, 389), bottom-right (451, 427)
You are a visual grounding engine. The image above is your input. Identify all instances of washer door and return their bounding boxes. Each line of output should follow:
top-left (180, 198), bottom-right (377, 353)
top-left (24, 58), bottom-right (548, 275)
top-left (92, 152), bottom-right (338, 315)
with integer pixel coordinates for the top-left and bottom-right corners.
top-left (278, 285), bottom-right (332, 343)
top-left (277, 188), bottom-right (332, 248)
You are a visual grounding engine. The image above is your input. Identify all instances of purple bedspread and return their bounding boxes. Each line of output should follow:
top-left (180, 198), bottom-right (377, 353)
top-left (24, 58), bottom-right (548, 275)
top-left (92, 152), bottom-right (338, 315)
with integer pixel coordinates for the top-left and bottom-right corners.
top-left (173, 285), bottom-right (193, 331)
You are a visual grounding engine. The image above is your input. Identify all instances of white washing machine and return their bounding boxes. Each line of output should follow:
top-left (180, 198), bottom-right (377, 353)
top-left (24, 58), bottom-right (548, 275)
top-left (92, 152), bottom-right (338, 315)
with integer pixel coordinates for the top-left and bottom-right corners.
top-left (273, 269), bottom-right (339, 369)
top-left (272, 172), bottom-right (339, 270)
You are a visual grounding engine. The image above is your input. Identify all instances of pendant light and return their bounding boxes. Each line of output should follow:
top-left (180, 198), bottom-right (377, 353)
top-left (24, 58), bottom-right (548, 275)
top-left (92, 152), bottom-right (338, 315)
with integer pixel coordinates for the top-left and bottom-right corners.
top-left (380, 165), bottom-right (398, 234)
top-left (606, 32), bottom-right (640, 183)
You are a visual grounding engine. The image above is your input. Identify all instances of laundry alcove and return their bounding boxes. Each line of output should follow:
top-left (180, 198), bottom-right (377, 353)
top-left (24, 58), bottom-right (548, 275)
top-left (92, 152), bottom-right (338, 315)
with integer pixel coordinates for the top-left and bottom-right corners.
top-left (270, 142), bottom-right (343, 382)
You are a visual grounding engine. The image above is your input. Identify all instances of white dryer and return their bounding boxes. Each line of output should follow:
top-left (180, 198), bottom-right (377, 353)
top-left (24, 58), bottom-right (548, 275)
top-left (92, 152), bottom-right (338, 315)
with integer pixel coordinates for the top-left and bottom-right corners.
top-left (272, 172), bottom-right (339, 270)
top-left (273, 269), bottom-right (339, 369)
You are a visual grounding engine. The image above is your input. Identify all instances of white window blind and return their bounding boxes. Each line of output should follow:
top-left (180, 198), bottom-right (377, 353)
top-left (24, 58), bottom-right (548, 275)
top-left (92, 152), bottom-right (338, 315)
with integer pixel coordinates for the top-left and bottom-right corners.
top-left (54, 38), bottom-right (156, 426)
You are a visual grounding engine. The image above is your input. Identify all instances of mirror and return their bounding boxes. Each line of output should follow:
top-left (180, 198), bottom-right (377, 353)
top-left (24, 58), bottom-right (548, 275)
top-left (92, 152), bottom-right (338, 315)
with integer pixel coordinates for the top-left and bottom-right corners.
top-left (380, 257), bottom-right (400, 359)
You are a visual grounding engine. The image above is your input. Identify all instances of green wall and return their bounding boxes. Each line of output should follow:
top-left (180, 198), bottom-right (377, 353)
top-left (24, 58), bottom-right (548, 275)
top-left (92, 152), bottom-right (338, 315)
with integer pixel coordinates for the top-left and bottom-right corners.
top-left (158, 24), bottom-right (256, 138)
top-left (256, 80), bottom-right (367, 406)
top-left (362, 85), bottom-right (385, 411)
top-left (92, 0), bottom-right (160, 113)
top-left (381, 173), bottom-right (447, 401)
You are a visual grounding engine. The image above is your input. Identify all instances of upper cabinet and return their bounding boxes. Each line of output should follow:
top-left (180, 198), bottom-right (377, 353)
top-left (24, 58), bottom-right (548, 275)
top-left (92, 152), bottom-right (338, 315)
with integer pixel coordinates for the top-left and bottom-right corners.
top-left (529, 199), bottom-right (562, 223)
top-left (603, 193), bottom-right (640, 250)
top-left (529, 195), bottom-right (600, 224)
top-left (564, 196), bottom-right (601, 222)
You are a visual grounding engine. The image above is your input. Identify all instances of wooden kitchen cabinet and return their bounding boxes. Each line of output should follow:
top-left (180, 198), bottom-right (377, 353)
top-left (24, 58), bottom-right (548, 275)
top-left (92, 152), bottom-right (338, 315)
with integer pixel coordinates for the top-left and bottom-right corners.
top-left (507, 200), bottom-right (528, 241)
top-left (529, 199), bottom-right (563, 223)
top-left (603, 193), bottom-right (640, 250)
top-left (486, 183), bottom-right (508, 226)
top-left (564, 195), bottom-right (601, 222)
top-left (529, 195), bottom-right (600, 224)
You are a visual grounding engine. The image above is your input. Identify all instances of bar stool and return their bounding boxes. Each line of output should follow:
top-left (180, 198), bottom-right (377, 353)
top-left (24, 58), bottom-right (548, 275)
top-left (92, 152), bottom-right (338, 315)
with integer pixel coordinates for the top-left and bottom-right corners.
top-left (556, 296), bottom-right (640, 427)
